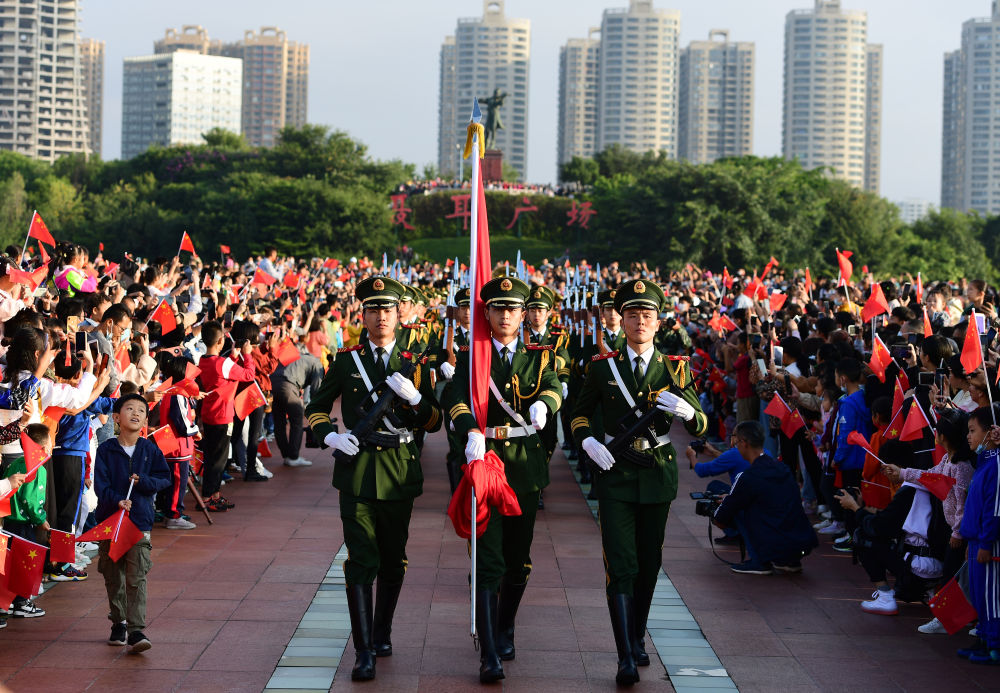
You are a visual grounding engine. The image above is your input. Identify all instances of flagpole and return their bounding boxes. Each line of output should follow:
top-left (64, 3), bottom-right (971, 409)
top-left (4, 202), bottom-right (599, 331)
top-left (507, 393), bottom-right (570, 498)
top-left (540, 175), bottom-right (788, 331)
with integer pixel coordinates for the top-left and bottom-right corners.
top-left (972, 308), bottom-right (998, 426)
top-left (21, 210), bottom-right (37, 264)
top-left (113, 478), bottom-right (136, 544)
top-left (467, 98), bottom-right (483, 644)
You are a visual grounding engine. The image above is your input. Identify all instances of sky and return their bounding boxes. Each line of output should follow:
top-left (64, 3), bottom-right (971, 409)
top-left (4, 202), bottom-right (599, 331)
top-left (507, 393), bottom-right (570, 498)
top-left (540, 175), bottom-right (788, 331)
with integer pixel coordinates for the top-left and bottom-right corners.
top-left (83, 0), bottom-right (992, 205)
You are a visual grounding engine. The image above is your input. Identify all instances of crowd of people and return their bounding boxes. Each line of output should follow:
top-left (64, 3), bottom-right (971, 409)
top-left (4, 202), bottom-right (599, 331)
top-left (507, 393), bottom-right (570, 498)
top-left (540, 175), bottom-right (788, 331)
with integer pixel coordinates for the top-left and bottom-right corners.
top-left (0, 230), bottom-right (995, 675)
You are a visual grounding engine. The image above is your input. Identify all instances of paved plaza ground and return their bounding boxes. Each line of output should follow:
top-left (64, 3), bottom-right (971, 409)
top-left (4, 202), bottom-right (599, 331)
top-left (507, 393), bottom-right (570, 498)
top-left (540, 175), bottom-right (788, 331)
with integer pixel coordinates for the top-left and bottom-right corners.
top-left (0, 413), bottom-right (995, 692)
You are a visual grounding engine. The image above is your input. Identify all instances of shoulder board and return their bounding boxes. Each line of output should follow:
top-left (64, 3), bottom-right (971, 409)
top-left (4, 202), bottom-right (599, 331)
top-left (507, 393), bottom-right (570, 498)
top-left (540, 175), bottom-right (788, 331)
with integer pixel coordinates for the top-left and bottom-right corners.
top-left (526, 344), bottom-right (554, 351)
top-left (421, 356), bottom-right (429, 365)
top-left (592, 351), bottom-right (618, 361)
top-left (552, 323), bottom-right (567, 330)
top-left (666, 355), bottom-right (690, 361)
top-left (338, 345), bottom-right (364, 354)
top-left (459, 345), bottom-right (470, 352)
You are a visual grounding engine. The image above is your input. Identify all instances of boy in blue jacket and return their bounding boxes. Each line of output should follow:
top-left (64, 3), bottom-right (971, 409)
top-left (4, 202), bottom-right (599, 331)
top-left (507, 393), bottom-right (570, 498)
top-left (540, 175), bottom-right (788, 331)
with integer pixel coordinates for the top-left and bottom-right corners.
top-left (822, 358), bottom-right (870, 539)
top-left (94, 393), bottom-right (170, 654)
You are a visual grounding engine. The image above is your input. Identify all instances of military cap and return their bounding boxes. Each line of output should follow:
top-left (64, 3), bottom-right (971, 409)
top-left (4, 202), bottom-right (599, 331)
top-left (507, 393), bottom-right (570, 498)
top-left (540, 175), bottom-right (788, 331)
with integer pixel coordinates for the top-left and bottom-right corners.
top-left (412, 286), bottom-right (427, 305)
top-left (481, 276), bottom-right (530, 307)
top-left (398, 285), bottom-right (417, 303)
top-left (613, 278), bottom-right (666, 314)
top-left (356, 276), bottom-right (405, 307)
top-left (526, 284), bottom-right (555, 309)
top-left (598, 288), bottom-right (618, 307)
top-left (455, 287), bottom-right (471, 306)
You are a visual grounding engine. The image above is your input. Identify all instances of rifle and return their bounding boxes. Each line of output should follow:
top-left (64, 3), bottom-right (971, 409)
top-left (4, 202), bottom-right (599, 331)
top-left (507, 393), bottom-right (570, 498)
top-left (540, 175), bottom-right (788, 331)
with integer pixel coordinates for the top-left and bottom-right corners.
top-left (334, 345), bottom-right (432, 465)
top-left (603, 386), bottom-right (683, 469)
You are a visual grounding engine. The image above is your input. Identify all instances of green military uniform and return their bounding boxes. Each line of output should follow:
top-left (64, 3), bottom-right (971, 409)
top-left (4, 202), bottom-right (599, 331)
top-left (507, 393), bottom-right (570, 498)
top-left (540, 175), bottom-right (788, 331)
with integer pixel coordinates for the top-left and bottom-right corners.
top-left (442, 276), bottom-right (562, 683)
top-left (524, 285), bottom-right (570, 461)
top-left (305, 276), bottom-right (442, 682)
top-left (655, 315), bottom-right (693, 356)
top-left (571, 278), bottom-right (707, 685)
top-left (439, 287), bottom-right (471, 493)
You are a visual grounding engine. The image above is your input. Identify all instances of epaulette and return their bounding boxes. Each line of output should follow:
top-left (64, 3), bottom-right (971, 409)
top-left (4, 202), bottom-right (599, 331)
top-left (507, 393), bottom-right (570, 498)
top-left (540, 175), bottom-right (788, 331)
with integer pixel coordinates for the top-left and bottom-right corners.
top-left (666, 355), bottom-right (690, 361)
top-left (459, 345), bottom-right (470, 352)
top-left (338, 344), bottom-right (364, 354)
top-left (526, 344), bottom-right (554, 351)
top-left (592, 351), bottom-right (618, 361)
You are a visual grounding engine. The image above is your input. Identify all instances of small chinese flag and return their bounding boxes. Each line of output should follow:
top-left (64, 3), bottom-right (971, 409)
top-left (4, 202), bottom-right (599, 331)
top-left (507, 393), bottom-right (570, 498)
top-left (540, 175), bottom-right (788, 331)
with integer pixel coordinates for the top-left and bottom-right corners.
top-left (48, 529), bottom-right (76, 564)
top-left (28, 265), bottom-right (47, 291)
top-left (6, 268), bottom-right (32, 287)
top-left (209, 379), bottom-right (238, 403)
top-left (869, 336), bottom-right (893, 383)
top-left (116, 343), bottom-right (131, 374)
top-left (899, 400), bottom-right (931, 442)
top-left (103, 262), bottom-right (119, 277)
top-left (179, 231), bottom-right (197, 256)
top-left (20, 431), bottom-right (48, 483)
top-left (722, 266), bottom-right (734, 289)
top-left (7, 535), bottom-right (45, 596)
top-left (836, 249), bottom-right (853, 287)
top-left (892, 378), bottom-right (905, 421)
top-left (919, 472), bottom-right (957, 501)
top-left (781, 409), bottom-right (805, 438)
top-left (761, 256), bottom-right (779, 280)
top-left (763, 393), bottom-right (791, 419)
top-left (251, 268), bottom-right (276, 287)
top-left (929, 576), bottom-right (978, 634)
top-left (257, 438), bottom-right (273, 458)
top-left (150, 425), bottom-right (180, 456)
top-left (273, 339), bottom-right (300, 366)
top-left (923, 306), bottom-right (933, 338)
top-left (234, 382), bottom-right (267, 421)
top-left (861, 283), bottom-right (889, 322)
top-left (768, 292), bottom-right (787, 313)
top-left (847, 430), bottom-right (878, 458)
top-left (220, 244), bottom-right (231, 255)
top-left (150, 300), bottom-right (177, 335)
top-left (99, 242), bottom-right (104, 252)
top-left (27, 211), bottom-right (55, 247)
top-left (804, 267), bottom-right (812, 294)
top-left (76, 508), bottom-right (143, 562)
top-left (282, 272), bottom-right (300, 289)
top-left (185, 362), bottom-right (201, 381)
top-left (961, 309), bottom-right (984, 376)
top-left (165, 378), bottom-right (200, 398)
top-left (37, 243), bottom-right (49, 265)
top-left (915, 272), bottom-right (924, 304)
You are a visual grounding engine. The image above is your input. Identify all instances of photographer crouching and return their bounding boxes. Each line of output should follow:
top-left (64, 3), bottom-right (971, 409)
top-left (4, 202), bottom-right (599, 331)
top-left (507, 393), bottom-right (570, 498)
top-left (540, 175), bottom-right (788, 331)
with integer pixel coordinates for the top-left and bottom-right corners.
top-left (711, 421), bottom-right (819, 575)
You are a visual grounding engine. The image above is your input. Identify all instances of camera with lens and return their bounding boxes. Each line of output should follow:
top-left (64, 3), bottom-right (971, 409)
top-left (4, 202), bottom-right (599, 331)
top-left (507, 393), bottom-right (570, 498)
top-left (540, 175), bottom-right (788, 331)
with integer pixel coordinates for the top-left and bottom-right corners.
top-left (690, 437), bottom-right (707, 453)
top-left (690, 491), bottom-right (723, 517)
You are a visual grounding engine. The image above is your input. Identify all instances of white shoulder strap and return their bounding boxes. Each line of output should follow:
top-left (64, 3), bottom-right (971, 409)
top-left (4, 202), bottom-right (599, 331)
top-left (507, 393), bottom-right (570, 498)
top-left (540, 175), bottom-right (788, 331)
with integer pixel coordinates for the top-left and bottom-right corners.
top-left (351, 348), bottom-right (406, 435)
top-left (605, 354), bottom-right (642, 420)
top-left (488, 378), bottom-right (533, 431)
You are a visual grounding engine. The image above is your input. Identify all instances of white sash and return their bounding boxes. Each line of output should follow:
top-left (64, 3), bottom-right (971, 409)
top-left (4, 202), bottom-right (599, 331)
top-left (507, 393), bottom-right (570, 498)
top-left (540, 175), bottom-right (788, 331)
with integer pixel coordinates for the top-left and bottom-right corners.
top-left (487, 377), bottom-right (535, 433)
top-left (605, 353), bottom-right (642, 420)
top-left (351, 349), bottom-right (407, 436)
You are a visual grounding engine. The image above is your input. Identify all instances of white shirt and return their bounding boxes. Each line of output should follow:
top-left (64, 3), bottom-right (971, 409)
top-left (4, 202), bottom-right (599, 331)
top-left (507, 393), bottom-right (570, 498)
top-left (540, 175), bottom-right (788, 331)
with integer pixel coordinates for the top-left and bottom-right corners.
top-left (368, 339), bottom-right (396, 369)
top-left (530, 329), bottom-right (546, 342)
top-left (492, 337), bottom-right (519, 364)
top-left (625, 344), bottom-right (656, 378)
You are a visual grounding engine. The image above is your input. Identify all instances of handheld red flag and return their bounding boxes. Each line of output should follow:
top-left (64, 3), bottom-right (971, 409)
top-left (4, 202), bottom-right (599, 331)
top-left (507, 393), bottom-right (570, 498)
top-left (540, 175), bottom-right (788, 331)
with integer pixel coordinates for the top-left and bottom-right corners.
top-left (919, 472), bottom-right (957, 501)
top-left (961, 309), bottom-right (984, 376)
top-left (836, 249), bottom-right (853, 287)
top-left (48, 529), bottom-right (76, 564)
top-left (257, 438), bottom-right (273, 458)
top-left (273, 339), bottom-right (300, 366)
top-left (764, 394), bottom-right (791, 419)
top-left (722, 267), bottom-right (733, 289)
top-left (861, 283), bottom-right (889, 322)
top-left (184, 362), bottom-right (201, 380)
top-left (234, 382), bottom-right (267, 421)
top-left (847, 430), bottom-right (878, 459)
top-left (892, 378), bottom-right (905, 421)
top-left (150, 300), bottom-right (177, 335)
top-left (922, 306), bottom-right (933, 338)
top-left (899, 400), bottom-right (931, 442)
top-left (469, 139), bottom-right (493, 432)
top-left (150, 425), bottom-right (180, 456)
top-left (804, 267), bottom-right (813, 296)
top-left (6, 534), bottom-right (45, 596)
top-left (251, 268), bottom-right (277, 288)
top-left (76, 508), bottom-right (143, 562)
top-left (781, 409), bottom-right (806, 438)
top-left (869, 336), bottom-right (893, 383)
top-left (179, 231), bottom-right (197, 256)
top-left (915, 273), bottom-right (924, 304)
top-left (19, 431), bottom-right (49, 483)
top-left (761, 256), bottom-right (779, 280)
top-left (27, 211), bottom-right (55, 247)
top-left (769, 292), bottom-right (787, 312)
top-left (282, 272), bottom-right (300, 289)
top-left (209, 379), bottom-right (238, 403)
top-left (929, 576), bottom-right (978, 634)
top-left (37, 243), bottom-right (49, 265)
top-left (220, 244), bottom-right (231, 255)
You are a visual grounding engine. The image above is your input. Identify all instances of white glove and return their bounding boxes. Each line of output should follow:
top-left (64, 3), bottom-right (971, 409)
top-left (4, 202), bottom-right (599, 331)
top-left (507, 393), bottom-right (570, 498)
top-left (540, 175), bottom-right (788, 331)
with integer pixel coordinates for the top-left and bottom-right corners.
top-left (656, 391), bottom-right (695, 421)
top-left (387, 372), bottom-right (421, 406)
top-left (324, 431), bottom-right (360, 456)
top-left (582, 436), bottom-right (616, 471)
top-left (561, 382), bottom-right (569, 399)
top-left (465, 430), bottom-right (486, 463)
top-left (529, 401), bottom-right (547, 430)
top-left (440, 361), bottom-right (456, 380)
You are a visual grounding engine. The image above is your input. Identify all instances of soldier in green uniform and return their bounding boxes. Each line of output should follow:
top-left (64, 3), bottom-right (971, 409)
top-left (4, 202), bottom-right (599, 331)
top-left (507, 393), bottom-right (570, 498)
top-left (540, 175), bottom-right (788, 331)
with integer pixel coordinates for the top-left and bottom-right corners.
top-left (397, 286), bottom-right (428, 353)
top-left (571, 279), bottom-right (707, 686)
top-left (444, 276), bottom-right (563, 683)
top-left (655, 297), bottom-right (693, 356)
top-left (438, 287), bottom-right (471, 493)
top-left (305, 276), bottom-right (443, 682)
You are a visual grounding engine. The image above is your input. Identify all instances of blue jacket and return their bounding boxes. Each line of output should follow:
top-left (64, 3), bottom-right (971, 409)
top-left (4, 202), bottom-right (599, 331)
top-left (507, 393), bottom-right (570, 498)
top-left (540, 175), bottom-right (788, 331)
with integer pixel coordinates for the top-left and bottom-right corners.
top-left (694, 447), bottom-right (750, 485)
top-left (961, 449), bottom-right (1000, 548)
top-left (94, 436), bottom-right (171, 531)
top-left (714, 453), bottom-right (819, 563)
top-left (55, 397), bottom-right (115, 456)
top-left (833, 389), bottom-right (870, 471)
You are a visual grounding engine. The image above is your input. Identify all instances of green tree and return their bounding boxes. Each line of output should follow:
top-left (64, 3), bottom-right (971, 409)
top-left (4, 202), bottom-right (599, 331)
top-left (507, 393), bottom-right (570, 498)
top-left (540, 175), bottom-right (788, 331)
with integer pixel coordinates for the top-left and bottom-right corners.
top-left (559, 156), bottom-right (599, 185)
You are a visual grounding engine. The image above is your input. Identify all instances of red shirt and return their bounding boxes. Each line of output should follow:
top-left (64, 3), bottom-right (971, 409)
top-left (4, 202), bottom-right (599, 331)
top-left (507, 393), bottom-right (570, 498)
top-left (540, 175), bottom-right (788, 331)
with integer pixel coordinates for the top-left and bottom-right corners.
top-left (734, 353), bottom-right (753, 399)
top-left (198, 353), bottom-right (256, 425)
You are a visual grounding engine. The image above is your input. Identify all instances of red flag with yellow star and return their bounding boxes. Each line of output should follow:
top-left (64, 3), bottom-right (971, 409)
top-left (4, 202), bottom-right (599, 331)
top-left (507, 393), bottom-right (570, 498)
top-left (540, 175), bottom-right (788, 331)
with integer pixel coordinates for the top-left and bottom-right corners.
top-left (48, 528), bottom-right (76, 564)
top-left (7, 534), bottom-right (45, 596)
top-left (76, 508), bottom-right (144, 562)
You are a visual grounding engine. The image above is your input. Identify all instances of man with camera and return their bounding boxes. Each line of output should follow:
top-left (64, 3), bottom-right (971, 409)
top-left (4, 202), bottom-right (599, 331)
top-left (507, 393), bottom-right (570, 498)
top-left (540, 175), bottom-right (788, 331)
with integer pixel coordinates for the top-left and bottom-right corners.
top-left (712, 421), bottom-right (818, 575)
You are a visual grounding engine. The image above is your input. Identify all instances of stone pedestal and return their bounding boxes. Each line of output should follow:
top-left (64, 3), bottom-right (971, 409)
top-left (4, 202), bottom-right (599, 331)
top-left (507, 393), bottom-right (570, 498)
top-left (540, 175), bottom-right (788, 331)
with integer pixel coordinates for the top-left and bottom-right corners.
top-left (482, 149), bottom-right (503, 183)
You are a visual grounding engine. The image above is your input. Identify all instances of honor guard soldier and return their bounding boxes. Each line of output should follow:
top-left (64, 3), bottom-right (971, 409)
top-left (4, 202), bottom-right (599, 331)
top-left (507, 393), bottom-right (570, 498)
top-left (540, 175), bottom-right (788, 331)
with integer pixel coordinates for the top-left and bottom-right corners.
top-left (443, 276), bottom-right (563, 683)
top-left (571, 278), bottom-right (707, 685)
top-left (438, 287), bottom-right (471, 492)
top-left (305, 276), bottom-right (442, 682)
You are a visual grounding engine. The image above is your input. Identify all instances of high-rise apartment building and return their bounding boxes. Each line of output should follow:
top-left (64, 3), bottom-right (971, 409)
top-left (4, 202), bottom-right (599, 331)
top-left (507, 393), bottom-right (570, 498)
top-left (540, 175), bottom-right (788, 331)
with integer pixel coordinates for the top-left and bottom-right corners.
top-left (80, 37), bottom-right (104, 158)
top-left (0, 0), bottom-right (90, 162)
top-left (596, 1), bottom-right (681, 158)
top-left (155, 26), bottom-right (309, 148)
top-left (437, 1), bottom-right (530, 180)
top-left (557, 30), bottom-right (600, 168)
top-left (121, 51), bottom-right (242, 160)
top-left (940, 2), bottom-right (1000, 214)
top-left (678, 30), bottom-right (754, 164)
top-left (782, 0), bottom-right (882, 193)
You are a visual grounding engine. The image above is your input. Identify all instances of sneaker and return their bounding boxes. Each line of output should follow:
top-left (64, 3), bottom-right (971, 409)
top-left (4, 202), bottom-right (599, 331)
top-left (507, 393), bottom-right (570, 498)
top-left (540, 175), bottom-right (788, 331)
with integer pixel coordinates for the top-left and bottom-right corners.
top-left (12, 600), bottom-right (45, 618)
top-left (108, 622), bottom-right (127, 646)
top-left (834, 533), bottom-right (852, 546)
top-left (0, 617), bottom-right (6, 629)
top-left (46, 565), bottom-right (88, 582)
top-left (255, 460), bottom-right (273, 478)
top-left (79, 541), bottom-right (98, 552)
top-left (127, 629), bottom-right (151, 654)
top-left (802, 499), bottom-right (818, 515)
top-left (730, 560), bottom-right (773, 575)
top-left (861, 589), bottom-right (897, 615)
top-left (833, 539), bottom-right (854, 553)
top-left (817, 504), bottom-right (829, 515)
top-left (165, 517), bottom-right (197, 530)
top-left (283, 457), bottom-right (312, 467)
top-left (959, 643), bottom-right (988, 659)
top-left (714, 534), bottom-right (742, 546)
top-left (968, 648), bottom-right (999, 664)
top-left (221, 472), bottom-right (233, 482)
top-left (772, 560), bottom-right (803, 574)
top-left (818, 521), bottom-right (846, 536)
top-left (219, 496), bottom-right (235, 509)
top-left (206, 499), bottom-right (228, 513)
top-left (154, 510), bottom-right (165, 523)
top-left (970, 627), bottom-right (979, 637)
top-left (243, 473), bottom-right (269, 482)
top-left (918, 617), bottom-right (948, 634)
top-left (812, 518), bottom-right (833, 531)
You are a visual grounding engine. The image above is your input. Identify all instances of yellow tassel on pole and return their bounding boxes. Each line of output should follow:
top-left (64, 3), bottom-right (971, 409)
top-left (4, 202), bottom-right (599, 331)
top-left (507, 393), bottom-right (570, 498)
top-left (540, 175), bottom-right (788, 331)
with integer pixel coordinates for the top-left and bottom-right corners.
top-left (463, 122), bottom-right (485, 160)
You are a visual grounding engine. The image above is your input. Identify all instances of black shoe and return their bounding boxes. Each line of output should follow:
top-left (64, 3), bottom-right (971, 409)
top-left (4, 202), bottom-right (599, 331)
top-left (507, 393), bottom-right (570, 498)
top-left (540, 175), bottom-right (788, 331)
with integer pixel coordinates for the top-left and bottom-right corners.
top-left (496, 580), bottom-right (527, 661)
top-left (127, 630), bottom-right (151, 654)
top-left (108, 622), bottom-right (127, 646)
top-left (714, 534), bottom-right (742, 546)
top-left (243, 473), bottom-right (269, 482)
top-left (373, 581), bottom-right (403, 657)
top-left (633, 586), bottom-right (655, 667)
top-left (476, 590), bottom-right (505, 683)
top-left (609, 594), bottom-right (640, 685)
top-left (537, 495), bottom-right (545, 510)
top-left (346, 584), bottom-right (376, 681)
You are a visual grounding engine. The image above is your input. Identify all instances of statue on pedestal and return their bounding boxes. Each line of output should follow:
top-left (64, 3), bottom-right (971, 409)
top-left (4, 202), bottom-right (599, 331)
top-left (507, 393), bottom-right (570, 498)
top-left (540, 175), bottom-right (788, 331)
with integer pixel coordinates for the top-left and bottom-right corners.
top-left (481, 88), bottom-right (507, 149)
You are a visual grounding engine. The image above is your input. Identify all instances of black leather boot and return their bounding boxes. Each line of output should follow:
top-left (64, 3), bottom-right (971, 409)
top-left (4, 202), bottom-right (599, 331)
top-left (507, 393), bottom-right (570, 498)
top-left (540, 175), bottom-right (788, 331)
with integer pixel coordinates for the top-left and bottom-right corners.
top-left (476, 590), bottom-right (505, 683)
top-left (372, 580), bottom-right (403, 657)
top-left (608, 594), bottom-right (639, 686)
top-left (495, 580), bottom-right (527, 661)
top-left (346, 584), bottom-right (376, 681)
top-left (633, 585), bottom-right (655, 667)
